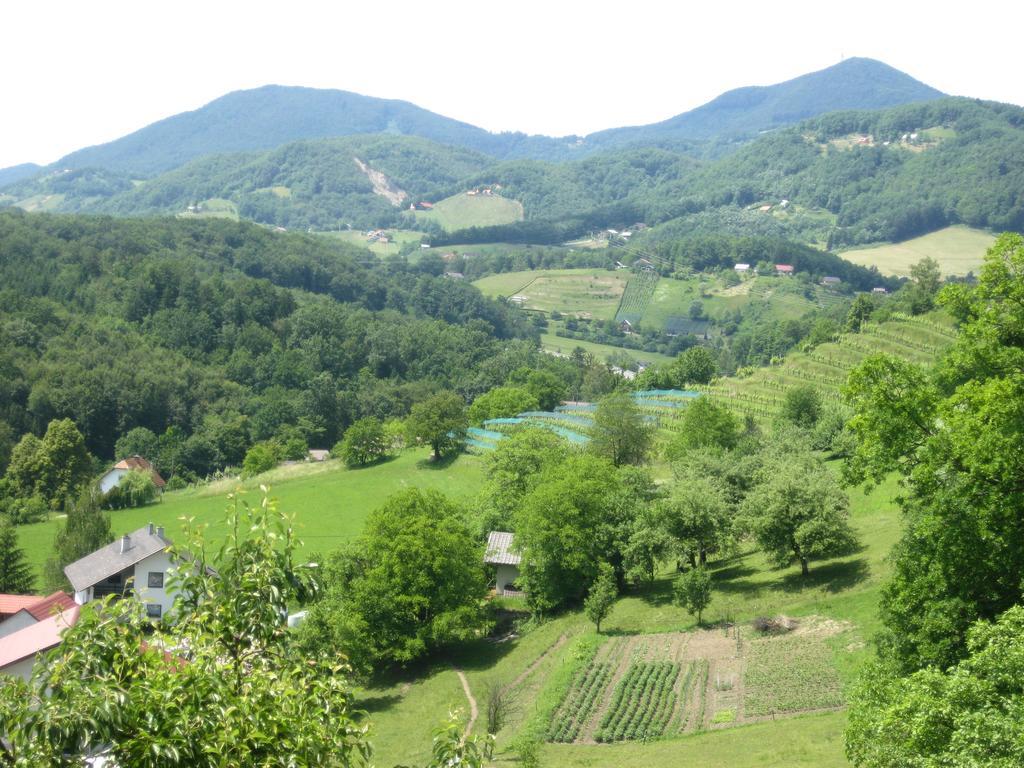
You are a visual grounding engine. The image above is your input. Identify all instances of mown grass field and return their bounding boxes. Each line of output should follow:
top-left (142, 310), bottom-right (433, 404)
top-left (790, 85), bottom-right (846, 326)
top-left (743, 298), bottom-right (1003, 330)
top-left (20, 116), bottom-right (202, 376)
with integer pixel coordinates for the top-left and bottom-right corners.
top-left (415, 193), bottom-right (523, 231)
top-left (16, 449), bottom-right (483, 587)
top-left (540, 333), bottom-right (677, 365)
top-left (175, 197), bottom-right (240, 220)
top-left (474, 269), bottom-right (629, 320)
top-left (840, 225), bottom-right (995, 276)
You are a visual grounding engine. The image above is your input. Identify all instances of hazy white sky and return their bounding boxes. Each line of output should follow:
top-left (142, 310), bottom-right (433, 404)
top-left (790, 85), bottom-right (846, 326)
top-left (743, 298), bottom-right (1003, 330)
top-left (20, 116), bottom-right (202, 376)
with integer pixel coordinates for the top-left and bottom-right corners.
top-left (3, 0), bottom-right (1022, 169)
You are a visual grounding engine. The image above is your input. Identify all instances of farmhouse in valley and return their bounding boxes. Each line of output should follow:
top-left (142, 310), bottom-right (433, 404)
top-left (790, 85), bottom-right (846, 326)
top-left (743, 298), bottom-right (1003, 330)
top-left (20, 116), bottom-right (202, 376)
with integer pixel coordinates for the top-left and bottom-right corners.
top-left (774, 264), bottom-right (795, 276)
top-left (98, 455), bottom-right (166, 495)
top-left (484, 531), bottom-right (522, 596)
top-left (64, 523), bottom-right (175, 619)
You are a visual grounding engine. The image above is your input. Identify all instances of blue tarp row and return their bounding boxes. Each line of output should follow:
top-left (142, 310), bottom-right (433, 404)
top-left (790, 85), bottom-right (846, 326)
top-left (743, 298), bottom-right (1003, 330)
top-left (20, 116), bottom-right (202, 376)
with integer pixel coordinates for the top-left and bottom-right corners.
top-left (633, 389), bottom-right (701, 399)
top-left (484, 417), bottom-right (590, 444)
top-left (467, 427), bottom-right (506, 441)
top-left (484, 417), bottom-right (525, 426)
top-left (466, 438), bottom-right (497, 451)
top-left (517, 411), bottom-right (593, 426)
top-left (634, 398), bottom-right (687, 409)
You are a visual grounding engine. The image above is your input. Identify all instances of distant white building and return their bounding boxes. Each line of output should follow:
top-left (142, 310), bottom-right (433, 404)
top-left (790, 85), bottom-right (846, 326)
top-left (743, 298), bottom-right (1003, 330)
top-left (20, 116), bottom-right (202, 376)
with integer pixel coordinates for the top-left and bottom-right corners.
top-left (734, 263), bottom-right (751, 272)
top-left (98, 456), bottom-right (165, 495)
top-left (64, 524), bottom-right (177, 620)
top-left (484, 531), bottom-right (522, 596)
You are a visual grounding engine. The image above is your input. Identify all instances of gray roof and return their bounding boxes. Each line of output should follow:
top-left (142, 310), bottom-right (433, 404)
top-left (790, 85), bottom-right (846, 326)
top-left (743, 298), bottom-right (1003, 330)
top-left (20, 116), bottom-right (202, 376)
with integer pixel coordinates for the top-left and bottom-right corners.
top-left (484, 531), bottom-right (521, 566)
top-left (64, 524), bottom-right (172, 593)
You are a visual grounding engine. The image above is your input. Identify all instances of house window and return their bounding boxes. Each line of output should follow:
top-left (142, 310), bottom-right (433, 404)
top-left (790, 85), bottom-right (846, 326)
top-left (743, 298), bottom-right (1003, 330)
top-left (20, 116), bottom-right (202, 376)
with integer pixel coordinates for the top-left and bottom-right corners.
top-left (148, 571), bottom-right (164, 589)
top-left (145, 603), bottom-right (162, 619)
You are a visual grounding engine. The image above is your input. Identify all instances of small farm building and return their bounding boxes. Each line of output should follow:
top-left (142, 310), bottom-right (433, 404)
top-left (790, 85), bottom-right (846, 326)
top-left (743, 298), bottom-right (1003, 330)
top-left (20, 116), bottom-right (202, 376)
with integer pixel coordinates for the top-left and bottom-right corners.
top-left (484, 531), bottom-right (522, 596)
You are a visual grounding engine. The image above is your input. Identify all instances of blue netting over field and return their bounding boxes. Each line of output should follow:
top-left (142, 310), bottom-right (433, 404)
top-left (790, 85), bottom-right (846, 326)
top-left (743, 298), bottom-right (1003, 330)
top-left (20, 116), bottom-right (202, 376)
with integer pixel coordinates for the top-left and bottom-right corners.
top-left (517, 411), bottom-right (594, 427)
top-left (634, 398), bottom-right (687, 409)
top-left (466, 438), bottom-right (497, 451)
top-left (634, 389), bottom-right (701, 399)
top-left (483, 417), bottom-right (590, 444)
top-left (556, 403), bottom-right (597, 413)
top-left (467, 427), bottom-right (506, 442)
top-left (484, 418), bottom-right (525, 426)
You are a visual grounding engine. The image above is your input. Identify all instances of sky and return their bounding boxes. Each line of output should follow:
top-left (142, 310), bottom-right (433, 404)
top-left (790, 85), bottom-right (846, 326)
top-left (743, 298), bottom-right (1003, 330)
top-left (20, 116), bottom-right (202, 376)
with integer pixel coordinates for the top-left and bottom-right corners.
top-left (3, 0), bottom-right (1023, 169)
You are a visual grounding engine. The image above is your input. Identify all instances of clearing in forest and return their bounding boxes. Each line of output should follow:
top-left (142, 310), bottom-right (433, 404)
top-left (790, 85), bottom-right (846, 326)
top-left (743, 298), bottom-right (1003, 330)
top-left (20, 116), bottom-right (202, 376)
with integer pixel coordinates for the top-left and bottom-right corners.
top-left (474, 269), bottom-right (628, 320)
top-left (840, 225), bottom-right (994, 277)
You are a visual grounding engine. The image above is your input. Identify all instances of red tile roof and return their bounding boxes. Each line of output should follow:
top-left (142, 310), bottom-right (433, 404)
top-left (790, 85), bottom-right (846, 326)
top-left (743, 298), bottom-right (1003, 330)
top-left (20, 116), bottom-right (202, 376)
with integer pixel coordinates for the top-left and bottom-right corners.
top-left (0, 605), bottom-right (80, 669)
top-left (111, 455), bottom-right (166, 487)
top-left (0, 594), bottom-right (43, 616)
top-left (25, 591), bottom-right (76, 621)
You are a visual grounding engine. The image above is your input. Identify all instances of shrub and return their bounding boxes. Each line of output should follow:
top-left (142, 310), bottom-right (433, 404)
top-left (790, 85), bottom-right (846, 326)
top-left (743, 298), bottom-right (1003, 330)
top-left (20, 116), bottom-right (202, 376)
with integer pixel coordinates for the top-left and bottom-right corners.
top-left (242, 441), bottom-right (281, 478)
top-left (336, 418), bottom-right (388, 467)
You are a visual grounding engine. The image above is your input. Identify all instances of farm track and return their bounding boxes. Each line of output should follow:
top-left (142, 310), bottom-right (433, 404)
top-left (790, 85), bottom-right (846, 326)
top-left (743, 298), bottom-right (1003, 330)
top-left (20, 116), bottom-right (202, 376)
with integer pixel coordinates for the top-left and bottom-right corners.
top-left (510, 633), bottom-right (569, 690)
top-left (454, 667), bottom-right (479, 736)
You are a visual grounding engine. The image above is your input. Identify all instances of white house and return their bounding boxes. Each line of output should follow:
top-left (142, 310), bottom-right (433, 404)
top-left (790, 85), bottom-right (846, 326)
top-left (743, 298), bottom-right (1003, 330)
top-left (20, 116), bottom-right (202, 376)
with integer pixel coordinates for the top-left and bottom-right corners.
top-left (98, 456), bottom-right (166, 495)
top-left (484, 531), bottom-right (522, 596)
top-left (0, 605), bottom-right (80, 682)
top-left (0, 591), bottom-right (76, 639)
top-left (734, 263), bottom-right (751, 272)
top-left (64, 523), bottom-right (177, 620)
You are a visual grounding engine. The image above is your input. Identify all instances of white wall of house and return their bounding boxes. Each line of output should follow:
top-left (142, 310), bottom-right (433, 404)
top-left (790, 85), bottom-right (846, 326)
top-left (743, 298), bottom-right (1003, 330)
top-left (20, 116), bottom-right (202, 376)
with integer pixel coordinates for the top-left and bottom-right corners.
top-left (495, 563), bottom-right (521, 593)
top-left (98, 468), bottom-right (128, 494)
top-left (0, 611), bottom-right (37, 639)
top-left (133, 549), bottom-right (177, 620)
top-left (0, 655), bottom-right (37, 683)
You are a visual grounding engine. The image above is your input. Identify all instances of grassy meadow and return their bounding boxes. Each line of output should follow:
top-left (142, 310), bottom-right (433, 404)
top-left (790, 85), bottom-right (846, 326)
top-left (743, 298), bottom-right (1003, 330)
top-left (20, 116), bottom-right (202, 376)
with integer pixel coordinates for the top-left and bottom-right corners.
top-left (17, 449), bottom-right (483, 586)
top-left (415, 193), bottom-right (523, 231)
top-left (840, 225), bottom-right (995, 276)
top-left (322, 228), bottom-right (427, 256)
top-left (474, 269), bottom-right (629, 320)
top-left (540, 333), bottom-right (677, 365)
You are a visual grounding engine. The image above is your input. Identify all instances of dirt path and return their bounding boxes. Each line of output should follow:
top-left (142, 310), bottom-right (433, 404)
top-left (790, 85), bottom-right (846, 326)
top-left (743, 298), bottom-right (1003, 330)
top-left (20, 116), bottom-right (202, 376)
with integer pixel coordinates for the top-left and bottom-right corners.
top-left (454, 668), bottom-right (479, 736)
top-left (511, 633), bottom-right (569, 690)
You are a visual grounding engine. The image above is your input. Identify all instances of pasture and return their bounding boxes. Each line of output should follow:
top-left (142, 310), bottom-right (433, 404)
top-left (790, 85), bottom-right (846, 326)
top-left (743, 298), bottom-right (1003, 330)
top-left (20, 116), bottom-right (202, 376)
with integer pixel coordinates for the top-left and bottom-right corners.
top-left (473, 268), bottom-right (628, 320)
top-left (415, 193), bottom-right (523, 231)
top-left (540, 333), bottom-right (677, 365)
top-left (840, 225), bottom-right (995, 276)
top-left (16, 449), bottom-right (484, 587)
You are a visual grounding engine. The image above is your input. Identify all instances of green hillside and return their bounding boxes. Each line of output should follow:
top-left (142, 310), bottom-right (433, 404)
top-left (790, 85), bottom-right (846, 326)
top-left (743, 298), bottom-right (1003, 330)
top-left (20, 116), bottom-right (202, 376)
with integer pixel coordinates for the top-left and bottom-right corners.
top-left (839, 225), bottom-right (996, 276)
top-left (703, 312), bottom-right (957, 420)
top-left (415, 192), bottom-right (524, 231)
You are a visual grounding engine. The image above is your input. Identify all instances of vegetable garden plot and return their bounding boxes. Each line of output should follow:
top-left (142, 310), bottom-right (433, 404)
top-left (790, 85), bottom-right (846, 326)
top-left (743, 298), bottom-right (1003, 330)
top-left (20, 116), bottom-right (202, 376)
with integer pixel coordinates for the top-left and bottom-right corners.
top-left (594, 661), bottom-right (681, 742)
top-left (743, 634), bottom-right (844, 716)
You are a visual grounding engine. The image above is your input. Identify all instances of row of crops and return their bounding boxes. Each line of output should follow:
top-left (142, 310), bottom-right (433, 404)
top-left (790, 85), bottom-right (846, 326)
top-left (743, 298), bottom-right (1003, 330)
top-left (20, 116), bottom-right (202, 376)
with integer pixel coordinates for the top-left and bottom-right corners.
top-left (593, 661), bottom-right (682, 743)
top-left (705, 313), bottom-right (958, 420)
top-left (743, 635), bottom-right (844, 716)
top-left (614, 270), bottom-right (660, 325)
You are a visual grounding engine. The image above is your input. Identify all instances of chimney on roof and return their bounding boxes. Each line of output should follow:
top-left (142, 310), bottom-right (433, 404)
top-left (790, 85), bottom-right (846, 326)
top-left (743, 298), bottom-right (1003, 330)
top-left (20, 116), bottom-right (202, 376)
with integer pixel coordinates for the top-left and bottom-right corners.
top-left (156, 526), bottom-right (164, 540)
top-left (148, 522), bottom-right (154, 535)
top-left (120, 534), bottom-right (131, 554)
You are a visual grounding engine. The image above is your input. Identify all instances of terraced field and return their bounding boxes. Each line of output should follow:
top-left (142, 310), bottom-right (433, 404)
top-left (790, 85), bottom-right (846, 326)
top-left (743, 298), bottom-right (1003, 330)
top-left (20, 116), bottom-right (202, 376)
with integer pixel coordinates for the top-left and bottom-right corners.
top-left (474, 269), bottom-right (629, 319)
top-left (703, 312), bottom-right (956, 419)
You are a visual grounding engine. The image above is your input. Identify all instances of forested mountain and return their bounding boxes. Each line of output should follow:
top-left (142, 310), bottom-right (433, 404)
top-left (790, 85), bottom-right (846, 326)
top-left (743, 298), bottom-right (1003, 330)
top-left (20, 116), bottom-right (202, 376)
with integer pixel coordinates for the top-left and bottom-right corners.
top-left (44, 85), bottom-right (573, 177)
top-left (0, 210), bottom-right (536, 469)
top-left (0, 58), bottom-right (944, 188)
top-left (0, 163), bottom-right (41, 187)
top-left (583, 58), bottom-right (943, 152)
top-left (4, 97), bottom-right (1022, 247)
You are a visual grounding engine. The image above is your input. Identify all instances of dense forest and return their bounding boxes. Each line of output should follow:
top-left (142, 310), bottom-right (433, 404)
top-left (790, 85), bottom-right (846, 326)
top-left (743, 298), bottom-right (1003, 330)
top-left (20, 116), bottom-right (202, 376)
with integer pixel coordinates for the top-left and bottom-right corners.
top-left (0, 210), bottom-right (539, 474)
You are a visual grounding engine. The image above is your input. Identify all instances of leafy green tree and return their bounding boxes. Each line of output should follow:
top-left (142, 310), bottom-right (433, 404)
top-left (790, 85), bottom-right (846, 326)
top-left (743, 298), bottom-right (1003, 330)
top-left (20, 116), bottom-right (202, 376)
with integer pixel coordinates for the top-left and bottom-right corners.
top-left (906, 256), bottom-right (942, 314)
top-left (842, 234), bottom-right (1024, 672)
top-left (665, 396), bottom-right (740, 458)
top-left (103, 469), bottom-right (158, 510)
top-left (584, 562), bottom-right (617, 633)
top-left (674, 567), bottom-right (712, 625)
top-left (589, 391), bottom-right (653, 467)
top-left (44, 490), bottom-right (113, 592)
top-left (467, 386), bottom-right (538, 425)
top-left (845, 294), bottom-right (875, 332)
top-left (0, 488), bottom-right (373, 767)
top-left (475, 427), bottom-right (569, 534)
top-left (3, 432), bottom-right (44, 499)
top-left (670, 346), bottom-right (717, 386)
top-left (0, 420), bottom-right (16, 475)
top-left (0, 517), bottom-right (34, 593)
top-left (113, 426), bottom-right (160, 464)
top-left (512, 369), bottom-right (566, 412)
top-left (623, 504), bottom-right (672, 586)
top-left (336, 417), bottom-right (389, 467)
top-left (242, 440), bottom-right (281, 478)
top-left (846, 606), bottom-right (1024, 768)
top-left (37, 419), bottom-right (93, 509)
top-left (300, 489), bottom-right (488, 675)
top-left (741, 453), bottom-right (857, 576)
top-left (513, 454), bottom-right (628, 613)
top-left (406, 391), bottom-right (467, 460)
top-left (781, 384), bottom-right (822, 428)
top-left (660, 474), bottom-right (733, 567)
